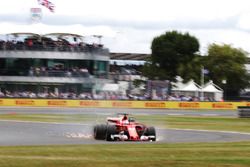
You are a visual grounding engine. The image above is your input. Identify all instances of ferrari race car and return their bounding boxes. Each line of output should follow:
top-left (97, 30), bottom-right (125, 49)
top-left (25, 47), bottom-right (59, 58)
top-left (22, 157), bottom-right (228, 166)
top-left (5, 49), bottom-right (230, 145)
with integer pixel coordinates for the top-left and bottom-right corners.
top-left (93, 113), bottom-right (156, 141)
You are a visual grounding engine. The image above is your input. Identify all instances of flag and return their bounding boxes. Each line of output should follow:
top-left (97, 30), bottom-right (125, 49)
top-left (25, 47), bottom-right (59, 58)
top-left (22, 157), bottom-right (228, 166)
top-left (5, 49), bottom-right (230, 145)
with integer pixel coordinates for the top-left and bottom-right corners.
top-left (37, 0), bottom-right (55, 12)
top-left (202, 68), bottom-right (209, 75)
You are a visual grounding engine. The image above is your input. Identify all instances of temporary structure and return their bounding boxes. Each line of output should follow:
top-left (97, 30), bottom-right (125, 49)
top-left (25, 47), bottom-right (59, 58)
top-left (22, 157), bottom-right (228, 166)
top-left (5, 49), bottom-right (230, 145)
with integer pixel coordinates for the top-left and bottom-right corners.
top-left (201, 81), bottom-right (223, 101)
top-left (181, 80), bottom-right (201, 91)
top-left (172, 79), bottom-right (201, 97)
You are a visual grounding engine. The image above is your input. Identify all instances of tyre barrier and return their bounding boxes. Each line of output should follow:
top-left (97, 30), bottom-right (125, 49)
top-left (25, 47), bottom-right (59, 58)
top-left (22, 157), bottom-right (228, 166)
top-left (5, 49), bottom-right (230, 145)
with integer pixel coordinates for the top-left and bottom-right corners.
top-left (238, 106), bottom-right (250, 118)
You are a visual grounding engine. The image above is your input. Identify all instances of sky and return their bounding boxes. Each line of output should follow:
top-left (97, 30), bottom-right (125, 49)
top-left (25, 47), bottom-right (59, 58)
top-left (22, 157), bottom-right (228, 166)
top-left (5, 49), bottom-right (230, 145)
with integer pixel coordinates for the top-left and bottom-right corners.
top-left (1, 0), bottom-right (250, 54)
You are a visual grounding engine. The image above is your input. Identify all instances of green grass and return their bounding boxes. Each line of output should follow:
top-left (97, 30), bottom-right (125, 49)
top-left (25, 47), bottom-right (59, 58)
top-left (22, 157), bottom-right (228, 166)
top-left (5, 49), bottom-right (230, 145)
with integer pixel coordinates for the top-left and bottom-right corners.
top-left (0, 142), bottom-right (250, 167)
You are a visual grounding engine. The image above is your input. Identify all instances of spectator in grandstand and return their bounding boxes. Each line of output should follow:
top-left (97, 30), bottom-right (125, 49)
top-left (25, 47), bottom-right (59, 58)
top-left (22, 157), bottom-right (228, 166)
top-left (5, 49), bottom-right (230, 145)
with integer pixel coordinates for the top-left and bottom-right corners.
top-left (35, 67), bottom-right (41, 76)
top-left (37, 92), bottom-right (49, 98)
top-left (29, 67), bottom-right (34, 76)
top-left (66, 70), bottom-right (72, 77)
top-left (0, 40), bottom-right (5, 50)
top-left (0, 90), bottom-right (4, 97)
top-left (26, 39), bottom-right (33, 50)
top-left (5, 90), bottom-right (13, 98)
top-left (28, 91), bottom-right (37, 98)
top-left (40, 66), bottom-right (47, 76)
top-left (78, 92), bottom-right (92, 99)
top-left (48, 92), bottom-right (58, 98)
top-left (58, 93), bottom-right (69, 99)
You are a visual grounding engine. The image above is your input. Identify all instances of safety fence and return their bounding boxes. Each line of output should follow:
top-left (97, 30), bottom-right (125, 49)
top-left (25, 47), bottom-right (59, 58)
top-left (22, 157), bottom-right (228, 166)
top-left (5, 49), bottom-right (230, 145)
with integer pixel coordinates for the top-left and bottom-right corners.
top-left (0, 99), bottom-right (249, 110)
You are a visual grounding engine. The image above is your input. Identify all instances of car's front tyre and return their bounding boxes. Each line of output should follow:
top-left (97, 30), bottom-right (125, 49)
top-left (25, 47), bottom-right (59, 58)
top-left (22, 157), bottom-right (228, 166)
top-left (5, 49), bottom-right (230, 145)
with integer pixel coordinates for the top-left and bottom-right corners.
top-left (144, 126), bottom-right (156, 141)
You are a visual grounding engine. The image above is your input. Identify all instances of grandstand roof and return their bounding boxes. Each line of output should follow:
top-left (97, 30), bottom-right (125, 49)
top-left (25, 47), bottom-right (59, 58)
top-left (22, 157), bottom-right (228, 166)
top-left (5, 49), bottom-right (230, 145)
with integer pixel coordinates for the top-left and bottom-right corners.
top-left (0, 23), bottom-right (116, 37)
top-left (110, 52), bottom-right (150, 60)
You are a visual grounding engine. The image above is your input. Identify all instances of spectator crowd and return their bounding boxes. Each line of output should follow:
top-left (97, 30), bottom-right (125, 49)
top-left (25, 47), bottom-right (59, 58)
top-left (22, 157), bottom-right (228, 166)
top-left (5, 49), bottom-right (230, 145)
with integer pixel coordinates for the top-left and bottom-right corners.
top-left (0, 35), bottom-right (107, 54)
top-left (0, 90), bottom-right (214, 101)
top-left (28, 66), bottom-right (90, 78)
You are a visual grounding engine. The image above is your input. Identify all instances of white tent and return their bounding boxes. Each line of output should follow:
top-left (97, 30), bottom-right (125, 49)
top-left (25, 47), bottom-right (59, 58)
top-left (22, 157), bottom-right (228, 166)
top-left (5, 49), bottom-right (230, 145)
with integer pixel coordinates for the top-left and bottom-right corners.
top-left (171, 76), bottom-right (186, 91)
top-left (172, 79), bottom-right (201, 97)
top-left (179, 80), bottom-right (201, 97)
top-left (201, 81), bottom-right (223, 101)
top-left (181, 80), bottom-right (201, 91)
top-left (202, 84), bottom-right (222, 93)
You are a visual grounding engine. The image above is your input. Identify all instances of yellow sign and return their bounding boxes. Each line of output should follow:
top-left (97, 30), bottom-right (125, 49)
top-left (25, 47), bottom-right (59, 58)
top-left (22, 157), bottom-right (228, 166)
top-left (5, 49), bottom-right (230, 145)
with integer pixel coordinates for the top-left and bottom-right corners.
top-left (0, 98), bottom-right (247, 110)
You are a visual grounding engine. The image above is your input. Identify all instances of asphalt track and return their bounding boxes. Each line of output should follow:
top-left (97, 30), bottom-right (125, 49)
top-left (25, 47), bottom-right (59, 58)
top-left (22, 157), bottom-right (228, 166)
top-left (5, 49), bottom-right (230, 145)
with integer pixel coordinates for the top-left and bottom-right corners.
top-left (1, 107), bottom-right (250, 146)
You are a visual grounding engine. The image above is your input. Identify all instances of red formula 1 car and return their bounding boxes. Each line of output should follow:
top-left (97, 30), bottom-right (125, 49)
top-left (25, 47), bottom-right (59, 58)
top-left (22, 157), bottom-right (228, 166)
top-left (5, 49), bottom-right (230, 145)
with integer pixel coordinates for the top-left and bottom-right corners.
top-left (93, 113), bottom-right (156, 141)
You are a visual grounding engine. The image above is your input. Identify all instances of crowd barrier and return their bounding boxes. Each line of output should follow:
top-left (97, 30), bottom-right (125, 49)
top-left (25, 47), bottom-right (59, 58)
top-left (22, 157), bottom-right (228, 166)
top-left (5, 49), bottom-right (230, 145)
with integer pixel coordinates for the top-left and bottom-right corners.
top-left (0, 98), bottom-right (249, 110)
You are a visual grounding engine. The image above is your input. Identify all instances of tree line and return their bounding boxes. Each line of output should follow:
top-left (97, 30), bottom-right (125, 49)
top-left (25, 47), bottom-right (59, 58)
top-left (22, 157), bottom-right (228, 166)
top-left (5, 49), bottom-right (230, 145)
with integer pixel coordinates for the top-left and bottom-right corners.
top-left (142, 31), bottom-right (250, 100)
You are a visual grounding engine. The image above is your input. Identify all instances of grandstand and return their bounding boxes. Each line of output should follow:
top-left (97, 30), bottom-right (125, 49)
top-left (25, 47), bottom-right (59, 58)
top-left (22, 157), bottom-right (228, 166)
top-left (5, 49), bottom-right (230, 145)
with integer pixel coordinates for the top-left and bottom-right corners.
top-left (0, 29), bottom-right (152, 99)
top-left (0, 32), bottom-right (111, 98)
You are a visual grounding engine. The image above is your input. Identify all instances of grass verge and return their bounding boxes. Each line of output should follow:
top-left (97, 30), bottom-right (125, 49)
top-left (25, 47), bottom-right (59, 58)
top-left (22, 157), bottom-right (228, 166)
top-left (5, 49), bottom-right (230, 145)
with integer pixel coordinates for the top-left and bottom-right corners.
top-left (0, 142), bottom-right (250, 167)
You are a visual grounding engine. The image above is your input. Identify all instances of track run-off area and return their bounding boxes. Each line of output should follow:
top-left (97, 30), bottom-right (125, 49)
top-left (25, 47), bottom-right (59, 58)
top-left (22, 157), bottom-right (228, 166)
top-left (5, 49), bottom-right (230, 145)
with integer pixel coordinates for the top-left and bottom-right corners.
top-left (0, 107), bottom-right (250, 146)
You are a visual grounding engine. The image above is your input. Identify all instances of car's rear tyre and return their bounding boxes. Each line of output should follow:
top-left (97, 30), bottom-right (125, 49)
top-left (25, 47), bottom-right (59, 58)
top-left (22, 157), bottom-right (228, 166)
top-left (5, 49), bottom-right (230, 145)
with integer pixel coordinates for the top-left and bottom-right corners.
top-left (106, 125), bottom-right (117, 141)
top-left (145, 127), bottom-right (156, 141)
top-left (94, 124), bottom-right (107, 140)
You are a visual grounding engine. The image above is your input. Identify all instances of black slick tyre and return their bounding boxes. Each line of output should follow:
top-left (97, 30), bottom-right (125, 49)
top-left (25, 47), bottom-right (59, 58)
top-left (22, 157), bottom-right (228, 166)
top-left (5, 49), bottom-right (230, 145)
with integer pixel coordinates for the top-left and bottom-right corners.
top-left (145, 126), bottom-right (156, 141)
top-left (106, 125), bottom-right (117, 141)
top-left (94, 124), bottom-right (107, 140)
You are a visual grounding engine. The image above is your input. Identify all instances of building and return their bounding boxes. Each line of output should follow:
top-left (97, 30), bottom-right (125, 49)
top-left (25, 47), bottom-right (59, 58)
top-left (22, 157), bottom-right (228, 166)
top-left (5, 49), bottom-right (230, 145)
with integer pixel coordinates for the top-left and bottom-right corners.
top-left (0, 32), bottom-right (110, 98)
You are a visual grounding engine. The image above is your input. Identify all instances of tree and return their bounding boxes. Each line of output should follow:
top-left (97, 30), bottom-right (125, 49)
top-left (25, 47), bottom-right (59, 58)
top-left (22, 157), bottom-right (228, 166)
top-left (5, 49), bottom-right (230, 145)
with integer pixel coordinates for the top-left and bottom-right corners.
top-left (177, 54), bottom-right (203, 83)
top-left (204, 44), bottom-right (250, 99)
top-left (143, 31), bottom-right (200, 82)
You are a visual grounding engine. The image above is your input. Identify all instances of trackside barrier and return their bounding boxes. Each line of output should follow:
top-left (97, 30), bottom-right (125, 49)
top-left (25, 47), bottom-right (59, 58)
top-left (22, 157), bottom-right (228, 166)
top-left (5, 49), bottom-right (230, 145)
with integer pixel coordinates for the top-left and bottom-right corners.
top-left (0, 99), bottom-right (249, 110)
top-left (238, 106), bottom-right (250, 118)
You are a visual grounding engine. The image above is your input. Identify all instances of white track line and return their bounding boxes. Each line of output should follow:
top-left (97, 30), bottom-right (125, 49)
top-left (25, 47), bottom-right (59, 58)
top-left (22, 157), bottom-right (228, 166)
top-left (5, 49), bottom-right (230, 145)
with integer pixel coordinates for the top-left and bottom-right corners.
top-left (165, 128), bottom-right (250, 136)
top-left (167, 114), bottom-right (184, 116)
top-left (201, 114), bottom-right (219, 116)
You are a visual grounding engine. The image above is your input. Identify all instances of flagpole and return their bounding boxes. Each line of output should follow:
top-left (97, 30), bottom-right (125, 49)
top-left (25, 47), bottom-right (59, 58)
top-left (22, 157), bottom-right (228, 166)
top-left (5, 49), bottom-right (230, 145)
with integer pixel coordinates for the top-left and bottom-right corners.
top-left (200, 66), bottom-right (204, 101)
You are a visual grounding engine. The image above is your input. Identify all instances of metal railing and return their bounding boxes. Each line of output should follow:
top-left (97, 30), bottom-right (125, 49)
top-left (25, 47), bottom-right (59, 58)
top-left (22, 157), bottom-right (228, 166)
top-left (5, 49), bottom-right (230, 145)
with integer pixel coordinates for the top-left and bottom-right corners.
top-left (0, 69), bottom-right (91, 78)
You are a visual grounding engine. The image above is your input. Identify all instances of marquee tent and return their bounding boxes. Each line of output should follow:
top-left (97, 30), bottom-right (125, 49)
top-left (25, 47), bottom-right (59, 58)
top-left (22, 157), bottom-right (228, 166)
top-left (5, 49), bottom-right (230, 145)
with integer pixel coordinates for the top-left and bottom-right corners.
top-left (201, 81), bottom-right (223, 101)
top-left (171, 78), bottom-right (223, 101)
top-left (172, 79), bottom-right (201, 97)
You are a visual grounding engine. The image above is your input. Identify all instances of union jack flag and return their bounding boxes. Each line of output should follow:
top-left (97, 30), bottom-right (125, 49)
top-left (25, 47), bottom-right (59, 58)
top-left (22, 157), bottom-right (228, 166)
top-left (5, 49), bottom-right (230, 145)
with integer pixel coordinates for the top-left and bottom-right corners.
top-left (37, 0), bottom-right (55, 12)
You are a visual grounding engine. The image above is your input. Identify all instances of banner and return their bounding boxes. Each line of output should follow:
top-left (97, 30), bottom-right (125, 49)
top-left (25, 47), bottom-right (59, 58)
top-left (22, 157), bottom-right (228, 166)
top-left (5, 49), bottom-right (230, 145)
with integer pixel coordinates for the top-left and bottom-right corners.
top-left (0, 99), bottom-right (247, 109)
